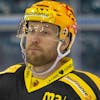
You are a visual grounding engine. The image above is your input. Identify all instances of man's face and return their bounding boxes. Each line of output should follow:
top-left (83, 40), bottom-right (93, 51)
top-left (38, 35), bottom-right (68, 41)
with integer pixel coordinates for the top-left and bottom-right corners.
top-left (25, 21), bottom-right (59, 66)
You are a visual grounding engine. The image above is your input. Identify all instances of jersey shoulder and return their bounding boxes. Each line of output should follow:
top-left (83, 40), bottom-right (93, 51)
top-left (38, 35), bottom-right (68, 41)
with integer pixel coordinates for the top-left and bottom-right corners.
top-left (0, 63), bottom-right (23, 75)
top-left (74, 70), bottom-right (100, 85)
top-left (59, 70), bottom-right (100, 99)
top-left (60, 70), bottom-right (100, 89)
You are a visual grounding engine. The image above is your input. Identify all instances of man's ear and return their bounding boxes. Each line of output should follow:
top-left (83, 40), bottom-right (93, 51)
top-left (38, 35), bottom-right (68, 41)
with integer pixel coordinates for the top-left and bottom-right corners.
top-left (60, 36), bottom-right (70, 52)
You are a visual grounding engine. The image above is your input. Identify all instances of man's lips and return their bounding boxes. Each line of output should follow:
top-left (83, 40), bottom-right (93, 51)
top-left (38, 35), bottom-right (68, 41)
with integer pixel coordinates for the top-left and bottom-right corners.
top-left (29, 48), bottom-right (41, 52)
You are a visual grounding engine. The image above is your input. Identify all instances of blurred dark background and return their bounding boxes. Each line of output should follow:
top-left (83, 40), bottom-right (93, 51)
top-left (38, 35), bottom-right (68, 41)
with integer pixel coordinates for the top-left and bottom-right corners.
top-left (0, 0), bottom-right (100, 76)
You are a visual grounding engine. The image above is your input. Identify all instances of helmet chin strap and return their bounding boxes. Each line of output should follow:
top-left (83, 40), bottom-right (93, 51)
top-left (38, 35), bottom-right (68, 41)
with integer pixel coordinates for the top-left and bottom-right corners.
top-left (20, 34), bottom-right (70, 76)
top-left (31, 40), bottom-right (70, 76)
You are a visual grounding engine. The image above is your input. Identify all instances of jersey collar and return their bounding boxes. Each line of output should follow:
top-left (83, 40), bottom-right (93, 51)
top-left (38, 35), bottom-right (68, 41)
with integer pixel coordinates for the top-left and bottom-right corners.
top-left (24, 57), bottom-right (74, 93)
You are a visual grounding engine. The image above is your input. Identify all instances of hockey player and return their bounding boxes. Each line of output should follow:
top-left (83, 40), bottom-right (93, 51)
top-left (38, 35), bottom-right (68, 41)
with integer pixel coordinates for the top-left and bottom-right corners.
top-left (0, 0), bottom-right (100, 99)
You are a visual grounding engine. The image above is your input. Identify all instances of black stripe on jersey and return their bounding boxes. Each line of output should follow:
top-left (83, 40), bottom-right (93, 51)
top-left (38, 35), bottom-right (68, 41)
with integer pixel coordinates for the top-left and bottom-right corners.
top-left (73, 71), bottom-right (100, 99)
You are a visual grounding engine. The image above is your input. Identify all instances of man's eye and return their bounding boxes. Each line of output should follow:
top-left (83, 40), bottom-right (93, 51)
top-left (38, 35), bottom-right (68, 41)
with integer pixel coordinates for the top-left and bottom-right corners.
top-left (43, 31), bottom-right (49, 35)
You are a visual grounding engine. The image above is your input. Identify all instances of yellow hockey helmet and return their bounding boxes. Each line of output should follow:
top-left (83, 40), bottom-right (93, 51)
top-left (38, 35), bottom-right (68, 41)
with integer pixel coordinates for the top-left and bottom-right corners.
top-left (22, 0), bottom-right (77, 49)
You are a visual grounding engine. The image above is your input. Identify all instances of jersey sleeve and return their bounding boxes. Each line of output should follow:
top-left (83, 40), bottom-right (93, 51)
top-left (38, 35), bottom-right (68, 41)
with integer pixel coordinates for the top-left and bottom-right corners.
top-left (82, 71), bottom-right (100, 91)
top-left (0, 64), bottom-right (22, 74)
top-left (0, 64), bottom-right (23, 99)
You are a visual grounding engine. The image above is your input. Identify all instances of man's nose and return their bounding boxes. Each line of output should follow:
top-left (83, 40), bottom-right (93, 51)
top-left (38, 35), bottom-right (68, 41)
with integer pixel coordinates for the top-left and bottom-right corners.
top-left (31, 34), bottom-right (40, 44)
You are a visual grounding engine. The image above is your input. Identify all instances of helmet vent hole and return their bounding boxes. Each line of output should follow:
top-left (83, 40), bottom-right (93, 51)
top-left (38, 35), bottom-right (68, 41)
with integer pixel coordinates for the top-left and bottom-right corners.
top-left (36, 5), bottom-right (49, 7)
top-left (40, 8), bottom-right (43, 10)
top-left (56, 14), bottom-right (61, 16)
top-left (54, 9), bottom-right (57, 12)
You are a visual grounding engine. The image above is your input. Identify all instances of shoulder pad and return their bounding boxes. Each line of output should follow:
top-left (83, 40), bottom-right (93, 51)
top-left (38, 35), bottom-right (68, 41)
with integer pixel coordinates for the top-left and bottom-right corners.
top-left (0, 64), bottom-right (23, 74)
